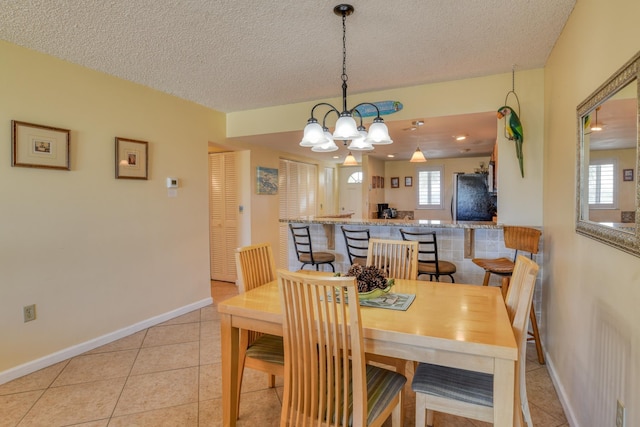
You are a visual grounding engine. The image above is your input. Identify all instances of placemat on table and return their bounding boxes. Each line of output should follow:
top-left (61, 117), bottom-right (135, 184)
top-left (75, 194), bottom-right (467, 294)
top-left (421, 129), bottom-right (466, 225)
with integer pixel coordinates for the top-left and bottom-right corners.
top-left (359, 293), bottom-right (415, 311)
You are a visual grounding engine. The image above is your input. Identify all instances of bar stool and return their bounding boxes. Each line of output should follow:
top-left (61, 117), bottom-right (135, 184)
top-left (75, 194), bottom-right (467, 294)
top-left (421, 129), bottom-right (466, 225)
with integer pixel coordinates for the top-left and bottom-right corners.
top-left (289, 224), bottom-right (335, 272)
top-left (341, 226), bottom-right (370, 266)
top-left (399, 229), bottom-right (457, 282)
top-left (472, 226), bottom-right (545, 364)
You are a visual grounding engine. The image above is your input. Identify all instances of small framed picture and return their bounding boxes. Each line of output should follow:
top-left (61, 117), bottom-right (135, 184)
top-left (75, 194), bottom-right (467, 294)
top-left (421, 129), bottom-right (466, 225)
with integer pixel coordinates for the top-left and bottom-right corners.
top-left (372, 175), bottom-right (378, 189)
top-left (390, 177), bottom-right (399, 188)
top-left (380, 176), bottom-right (384, 188)
top-left (12, 120), bottom-right (70, 170)
top-left (405, 176), bottom-right (413, 187)
top-left (623, 168), bottom-right (634, 181)
top-left (256, 166), bottom-right (278, 195)
top-left (116, 137), bottom-right (148, 179)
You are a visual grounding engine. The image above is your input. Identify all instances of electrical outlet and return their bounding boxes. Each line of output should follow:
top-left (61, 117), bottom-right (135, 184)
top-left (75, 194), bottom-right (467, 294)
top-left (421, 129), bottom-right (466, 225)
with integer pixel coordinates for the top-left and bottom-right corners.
top-left (616, 399), bottom-right (625, 427)
top-left (23, 304), bottom-right (36, 322)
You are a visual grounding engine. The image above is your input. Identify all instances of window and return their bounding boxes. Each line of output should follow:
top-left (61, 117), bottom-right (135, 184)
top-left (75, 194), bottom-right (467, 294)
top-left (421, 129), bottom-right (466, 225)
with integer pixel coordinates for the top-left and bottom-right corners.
top-left (588, 159), bottom-right (617, 209)
top-left (347, 171), bottom-right (362, 184)
top-left (416, 165), bottom-right (444, 209)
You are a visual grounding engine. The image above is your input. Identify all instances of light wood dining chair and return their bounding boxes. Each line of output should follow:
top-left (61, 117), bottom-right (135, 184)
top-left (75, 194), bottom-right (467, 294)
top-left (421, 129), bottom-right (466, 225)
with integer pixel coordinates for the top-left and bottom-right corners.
top-left (277, 270), bottom-right (406, 427)
top-left (365, 237), bottom-right (418, 417)
top-left (472, 226), bottom-right (545, 364)
top-left (234, 243), bottom-right (285, 418)
top-left (366, 238), bottom-right (418, 280)
top-left (412, 255), bottom-right (539, 427)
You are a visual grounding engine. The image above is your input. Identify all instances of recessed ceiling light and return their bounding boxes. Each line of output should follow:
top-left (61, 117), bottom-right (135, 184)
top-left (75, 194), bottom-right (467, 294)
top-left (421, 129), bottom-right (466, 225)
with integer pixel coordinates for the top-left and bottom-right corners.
top-left (332, 155), bottom-right (340, 159)
top-left (455, 135), bottom-right (467, 141)
top-left (387, 154), bottom-right (395, 158)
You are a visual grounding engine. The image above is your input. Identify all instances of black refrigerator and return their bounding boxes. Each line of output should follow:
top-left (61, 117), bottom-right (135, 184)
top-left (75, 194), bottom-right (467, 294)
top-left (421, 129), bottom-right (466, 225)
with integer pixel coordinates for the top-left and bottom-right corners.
top-left (452, 173), bottom-right (497, 221)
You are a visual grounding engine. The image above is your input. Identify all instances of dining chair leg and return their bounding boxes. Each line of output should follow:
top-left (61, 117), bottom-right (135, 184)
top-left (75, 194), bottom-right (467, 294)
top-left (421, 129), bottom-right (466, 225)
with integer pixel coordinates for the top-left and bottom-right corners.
top-left (426, 409), bottom-right (434, 427)
top-left (415, 392), bottom-right (427, 427)
top-left (391, 393), bottom-right (403, 427)
top-left (529, 306), bottom-right (545, 364)
top-left (236, 330), bottom-right (249, 418)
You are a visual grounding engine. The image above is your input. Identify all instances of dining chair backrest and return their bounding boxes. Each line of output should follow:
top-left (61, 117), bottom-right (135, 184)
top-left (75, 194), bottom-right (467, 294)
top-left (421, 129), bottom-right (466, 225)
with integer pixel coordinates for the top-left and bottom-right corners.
top-left (235, 243), bottom-right (277, 294)
top-left (277, 270), bottom-right (368, 426)
top-left (504, 255), bottom-right (539, 322)
top-left (366, 238), bottom-right (418, 280)
top-left (341, 226), bottom-right (371, 265)
top-left (508, 257), bottom-right (538, 426)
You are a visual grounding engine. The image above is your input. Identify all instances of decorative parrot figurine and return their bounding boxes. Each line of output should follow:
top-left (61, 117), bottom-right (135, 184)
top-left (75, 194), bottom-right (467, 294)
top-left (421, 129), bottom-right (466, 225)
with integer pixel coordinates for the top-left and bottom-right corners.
top-left (497, 106), bottom-right (524, 178)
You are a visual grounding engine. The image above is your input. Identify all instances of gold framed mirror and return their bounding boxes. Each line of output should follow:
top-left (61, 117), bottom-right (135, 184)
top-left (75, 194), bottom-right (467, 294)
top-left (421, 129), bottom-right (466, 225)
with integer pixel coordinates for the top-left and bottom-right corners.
top-left (576, 51), bottom-right (640, 257)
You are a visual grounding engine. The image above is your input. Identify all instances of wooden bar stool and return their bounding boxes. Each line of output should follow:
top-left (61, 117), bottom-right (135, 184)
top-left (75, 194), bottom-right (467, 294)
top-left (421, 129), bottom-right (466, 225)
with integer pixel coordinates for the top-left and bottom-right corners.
top-left (472, 226), bottom-right (545, 364)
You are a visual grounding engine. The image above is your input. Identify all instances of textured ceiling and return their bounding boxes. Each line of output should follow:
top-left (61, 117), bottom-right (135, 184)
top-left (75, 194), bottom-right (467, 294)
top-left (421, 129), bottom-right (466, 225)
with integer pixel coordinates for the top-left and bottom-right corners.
top-left (1, 0), bottom-right (576, 161)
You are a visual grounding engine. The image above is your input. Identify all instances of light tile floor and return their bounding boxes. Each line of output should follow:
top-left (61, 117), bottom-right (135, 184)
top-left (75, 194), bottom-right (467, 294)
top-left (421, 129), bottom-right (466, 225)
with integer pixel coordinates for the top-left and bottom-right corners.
top-left (0, 281), bottom-right (568, 426)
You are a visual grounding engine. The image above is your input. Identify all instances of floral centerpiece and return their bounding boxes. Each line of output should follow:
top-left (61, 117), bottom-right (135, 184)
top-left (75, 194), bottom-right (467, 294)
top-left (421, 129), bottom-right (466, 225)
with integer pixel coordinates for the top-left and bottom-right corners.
top-left (337, 264), bottom-right (394, 300)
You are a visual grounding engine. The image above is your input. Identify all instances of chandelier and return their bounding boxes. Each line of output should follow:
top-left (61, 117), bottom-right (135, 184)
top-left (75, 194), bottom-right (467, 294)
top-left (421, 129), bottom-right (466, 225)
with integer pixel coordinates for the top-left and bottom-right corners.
top-left (299, 4), bottom-right (393, 164)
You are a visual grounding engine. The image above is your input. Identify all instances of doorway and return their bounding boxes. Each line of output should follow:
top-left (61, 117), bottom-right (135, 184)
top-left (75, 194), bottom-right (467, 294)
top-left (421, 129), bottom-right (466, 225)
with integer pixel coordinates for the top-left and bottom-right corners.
top-left (339, 166), bottom-right (363, 219)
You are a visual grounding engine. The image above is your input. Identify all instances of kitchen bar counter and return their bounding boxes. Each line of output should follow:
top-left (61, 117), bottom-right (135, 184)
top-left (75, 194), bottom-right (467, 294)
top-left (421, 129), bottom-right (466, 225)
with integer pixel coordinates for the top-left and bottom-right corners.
top-left (281, 217), bottom-right (542, 286)
top-left (281, 217), bottom-right (500, 229)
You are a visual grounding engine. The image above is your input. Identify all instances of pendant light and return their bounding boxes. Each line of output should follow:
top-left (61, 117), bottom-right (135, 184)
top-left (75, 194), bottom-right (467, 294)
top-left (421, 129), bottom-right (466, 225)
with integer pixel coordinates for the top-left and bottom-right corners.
top-left (343, 152), bottom-right (358, 166)
top-left (299, 4), bottom-right (393, 160)
top-left (410, 146), bottom-right (427, 163)
top-left (409, 120), bottom-right (427, 162)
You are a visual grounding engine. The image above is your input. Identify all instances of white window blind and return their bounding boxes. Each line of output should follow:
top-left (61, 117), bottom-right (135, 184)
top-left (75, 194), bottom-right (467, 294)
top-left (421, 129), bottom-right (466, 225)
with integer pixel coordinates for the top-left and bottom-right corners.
top-left (588, 159), bottom-right (617, 209)
top-left (416, 166), bottom-right (444, 209)
top-left (278, 159), bottom-right (318, 268)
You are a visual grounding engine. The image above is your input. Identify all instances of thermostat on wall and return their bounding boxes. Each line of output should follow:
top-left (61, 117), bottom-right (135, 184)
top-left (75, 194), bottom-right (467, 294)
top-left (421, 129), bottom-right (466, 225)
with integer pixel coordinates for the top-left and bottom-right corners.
top-left (166, 177), bottom-right (179, 188)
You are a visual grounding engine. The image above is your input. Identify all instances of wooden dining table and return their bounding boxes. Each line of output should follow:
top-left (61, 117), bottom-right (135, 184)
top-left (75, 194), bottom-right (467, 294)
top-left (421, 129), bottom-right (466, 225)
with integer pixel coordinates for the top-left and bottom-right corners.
top-left (218, 277), bottom-right (519, 426)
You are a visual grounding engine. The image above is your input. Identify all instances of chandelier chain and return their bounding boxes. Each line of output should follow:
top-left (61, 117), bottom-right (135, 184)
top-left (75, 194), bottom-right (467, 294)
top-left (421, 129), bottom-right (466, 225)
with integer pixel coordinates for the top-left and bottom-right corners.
top-left (341, 11), bottom-right (348, 83)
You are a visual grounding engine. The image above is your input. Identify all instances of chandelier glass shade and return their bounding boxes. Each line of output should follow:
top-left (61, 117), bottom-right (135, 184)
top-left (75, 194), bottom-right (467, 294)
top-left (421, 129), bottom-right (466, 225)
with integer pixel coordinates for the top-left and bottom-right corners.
top-left (299, 4), bottom-right (393, 162)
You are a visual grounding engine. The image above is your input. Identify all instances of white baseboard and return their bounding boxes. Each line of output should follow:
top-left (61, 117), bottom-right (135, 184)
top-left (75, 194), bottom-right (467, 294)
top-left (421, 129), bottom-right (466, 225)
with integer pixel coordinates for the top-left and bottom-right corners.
top-left (542, 349), bottom-right (579, 427)
top-left (0, 297), bottom-right (213, 385)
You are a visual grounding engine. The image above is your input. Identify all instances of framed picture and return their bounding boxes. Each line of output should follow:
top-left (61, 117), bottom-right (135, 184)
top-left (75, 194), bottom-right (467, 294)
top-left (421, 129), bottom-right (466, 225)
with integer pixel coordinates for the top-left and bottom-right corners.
top-left (623, 168), bottom-right (634, 181)
top-left (372, 175), bottom-right (378, 189)
top-left (405, 176), bottom-right (413, 187)
top-left (11, 120), bottom-right (70, 170)
top-left (379, 176), bottom-right (385, 188)
top-left (256, 166), bottom-right (278, 195)
top-left (391, 177), bottom-right (400, 188)
top-left (116, 137), bottom-right (148, 179)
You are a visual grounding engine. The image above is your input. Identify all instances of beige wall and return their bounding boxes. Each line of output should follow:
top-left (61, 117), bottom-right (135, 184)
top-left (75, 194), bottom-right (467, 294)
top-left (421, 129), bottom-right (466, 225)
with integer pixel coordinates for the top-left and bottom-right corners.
top-left (543, 1), bottom-right (640, 425)
top-left (0, 41), bottom-right (220, 373)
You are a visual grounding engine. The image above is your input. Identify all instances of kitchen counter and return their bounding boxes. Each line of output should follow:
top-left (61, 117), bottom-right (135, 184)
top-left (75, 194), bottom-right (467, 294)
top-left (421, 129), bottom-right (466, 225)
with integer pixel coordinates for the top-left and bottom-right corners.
top-left (280, 217), bottom-right (499, 229)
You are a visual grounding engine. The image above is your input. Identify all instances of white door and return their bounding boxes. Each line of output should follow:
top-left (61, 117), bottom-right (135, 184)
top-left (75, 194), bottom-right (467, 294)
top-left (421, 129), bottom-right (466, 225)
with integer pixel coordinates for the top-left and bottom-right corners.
top-left (338, 166), bottom-right (363, 219)
top-left (209, 152), bottom-right (238, 282)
